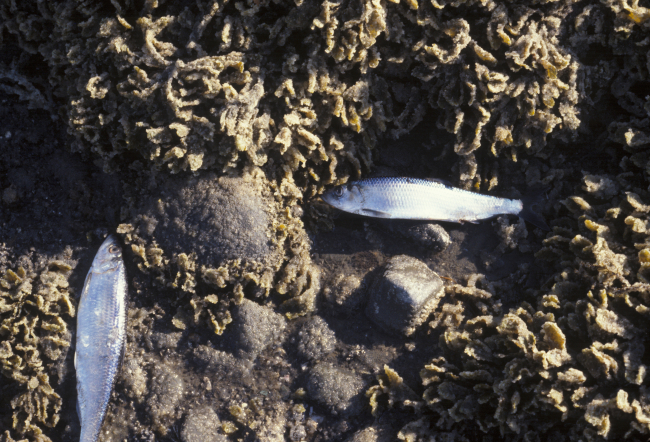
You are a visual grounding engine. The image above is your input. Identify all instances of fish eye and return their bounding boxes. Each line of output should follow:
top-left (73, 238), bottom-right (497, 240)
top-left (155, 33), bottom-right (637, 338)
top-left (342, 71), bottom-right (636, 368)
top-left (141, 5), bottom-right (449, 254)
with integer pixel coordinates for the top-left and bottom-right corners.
top-left (108, 245), bottom-right (120, 254)
top-left (334, 187), bottom-right (344, 197)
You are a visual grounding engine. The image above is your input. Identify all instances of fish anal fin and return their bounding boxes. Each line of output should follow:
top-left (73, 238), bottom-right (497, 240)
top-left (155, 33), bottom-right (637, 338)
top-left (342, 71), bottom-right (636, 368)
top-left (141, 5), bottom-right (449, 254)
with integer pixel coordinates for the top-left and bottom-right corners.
top-left (360, 208), bottom-right (392, 218)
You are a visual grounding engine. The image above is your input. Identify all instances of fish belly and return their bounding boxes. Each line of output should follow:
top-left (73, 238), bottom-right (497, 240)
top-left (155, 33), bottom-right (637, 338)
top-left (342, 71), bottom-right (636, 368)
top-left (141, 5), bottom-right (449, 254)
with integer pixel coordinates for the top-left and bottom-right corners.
top-left (76, 267), bottom-right (126, 442)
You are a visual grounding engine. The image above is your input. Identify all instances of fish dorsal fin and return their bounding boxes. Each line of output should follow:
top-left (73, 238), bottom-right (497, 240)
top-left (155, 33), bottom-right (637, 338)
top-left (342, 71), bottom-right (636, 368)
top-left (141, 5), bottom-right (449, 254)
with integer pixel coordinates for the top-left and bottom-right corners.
top-left (427, 178), bottom-right (453, 187)
top-left (424, 178), bottom-right (453, 188)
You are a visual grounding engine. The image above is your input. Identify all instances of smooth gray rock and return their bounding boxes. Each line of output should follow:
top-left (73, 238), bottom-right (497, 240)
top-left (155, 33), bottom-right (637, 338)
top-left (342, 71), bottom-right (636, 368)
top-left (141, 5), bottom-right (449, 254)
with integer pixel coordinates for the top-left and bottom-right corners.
top-left (365, 255), bottom-right (444, 336)
top-left (403, 223), bottom-right (451, 253)
top-left (306, 363), bottom-right (365, 416)
top-left (297, 316), bottom-right (336, 361)
top-left (226, 299), bottom-right (287, 360)
top-left (181, 406), bottom-right (227, 442)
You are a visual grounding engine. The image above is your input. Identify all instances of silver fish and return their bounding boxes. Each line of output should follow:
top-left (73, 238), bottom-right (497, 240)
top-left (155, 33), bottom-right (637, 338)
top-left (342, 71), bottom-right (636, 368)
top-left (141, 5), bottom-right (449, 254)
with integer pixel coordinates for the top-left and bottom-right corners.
top-left (321, 177), bottom-right (548, 229)
top-left (75, 234), bottom-right (127, 442)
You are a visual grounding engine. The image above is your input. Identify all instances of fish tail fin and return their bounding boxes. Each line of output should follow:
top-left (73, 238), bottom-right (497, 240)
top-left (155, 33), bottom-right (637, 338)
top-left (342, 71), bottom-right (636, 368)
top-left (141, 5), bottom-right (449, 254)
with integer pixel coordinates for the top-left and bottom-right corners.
top-left (519, 189), bottom-right (550, 231)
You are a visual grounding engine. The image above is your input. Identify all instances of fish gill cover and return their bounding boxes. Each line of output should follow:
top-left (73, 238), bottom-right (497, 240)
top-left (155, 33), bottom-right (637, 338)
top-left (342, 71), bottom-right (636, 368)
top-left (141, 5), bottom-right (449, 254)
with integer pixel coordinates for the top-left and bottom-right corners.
top-left (1, 0), bottom-right (650, 440)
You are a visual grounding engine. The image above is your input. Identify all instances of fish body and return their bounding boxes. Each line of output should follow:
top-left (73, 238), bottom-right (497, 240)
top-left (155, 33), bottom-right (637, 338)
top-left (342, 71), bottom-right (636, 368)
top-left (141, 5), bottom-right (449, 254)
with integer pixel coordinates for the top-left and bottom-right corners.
top-left (322, 177), bottom-right (548, 229)
top-left (75, 235), bottom-right (127, 442)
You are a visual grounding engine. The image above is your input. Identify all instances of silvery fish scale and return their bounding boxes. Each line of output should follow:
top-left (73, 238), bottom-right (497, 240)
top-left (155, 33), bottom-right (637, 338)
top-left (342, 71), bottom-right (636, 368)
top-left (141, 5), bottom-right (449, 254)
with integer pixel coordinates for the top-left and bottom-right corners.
top-left (75, 235), bottom-right (127, 442)
top-left (323, 177), bottom-right (523, 222)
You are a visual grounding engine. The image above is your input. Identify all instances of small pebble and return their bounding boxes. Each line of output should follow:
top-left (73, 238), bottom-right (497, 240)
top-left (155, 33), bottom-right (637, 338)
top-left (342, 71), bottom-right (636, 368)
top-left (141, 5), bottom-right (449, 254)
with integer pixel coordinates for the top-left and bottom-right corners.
top-left (297, 316), bottom-right (336, 361)
top-left (122, 358), bottom-right (148, 404)
top-left (403, 223), bottom-right (451, 253)
top-left (148, 364), bottom-right (185, 435)
top-left (323, 274), bottom-right (367, 314)
top-left (306, 362), bottom-right (365, 416)
top-left (181, 406), bottom-right (227, 442)
top-left (192, 345), bottom-right (252, 380)
top-left (225, 299), bottom-right (286, 360)
top-left (149, 331), bottom-right (183, 351)
top-left (2, 187), bottom-right (17, 205)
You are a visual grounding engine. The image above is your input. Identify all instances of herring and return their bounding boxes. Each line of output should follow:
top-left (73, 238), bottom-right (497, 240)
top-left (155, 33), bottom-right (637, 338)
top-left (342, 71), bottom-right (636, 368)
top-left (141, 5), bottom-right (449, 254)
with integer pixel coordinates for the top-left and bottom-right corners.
top-left (321, 177), bottom-right (549, 230)
top-left (75, 235), bottom-right (127, 442)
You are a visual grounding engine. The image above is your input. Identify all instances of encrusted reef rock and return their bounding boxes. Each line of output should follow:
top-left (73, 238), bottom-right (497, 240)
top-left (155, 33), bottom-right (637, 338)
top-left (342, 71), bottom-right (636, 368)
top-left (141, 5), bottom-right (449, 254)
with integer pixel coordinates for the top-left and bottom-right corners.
top-left (181, 406), bottom-right (227, 442)
top-left (296, 316), bottom-right (337, 361)
top-left (367, 176), bottom-right (650, 441)
top-left (121, 357), bottom-right (149, 405)
top-left (0, 260), bottom-right (75, 441)
top-left (1, 0), bottom-right (591, 197)
top-left (141, 172), bottom-right (281, 267)
top-left (225, 299), bottom-right (287, 361)
top-left (191, 344), bottom-right (255, 398)
top-left (366, 255), bottom-right (444, 336)
top-left (344, 423), bottom-right (394, 442)
top-left (118, 168), bottom-right (318, 334)
top-left (306, 362), bottom-right (366, 417)
top-left (147, 363), bottom-right (185, 435)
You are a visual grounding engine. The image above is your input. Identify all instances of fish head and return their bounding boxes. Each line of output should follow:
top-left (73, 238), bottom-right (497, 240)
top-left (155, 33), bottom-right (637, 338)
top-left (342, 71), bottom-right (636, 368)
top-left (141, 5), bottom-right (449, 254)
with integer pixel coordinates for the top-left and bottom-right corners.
top-left (92, 234), bottom-right (123, 273)
top-left (322, 183), bottom-right (365, 215)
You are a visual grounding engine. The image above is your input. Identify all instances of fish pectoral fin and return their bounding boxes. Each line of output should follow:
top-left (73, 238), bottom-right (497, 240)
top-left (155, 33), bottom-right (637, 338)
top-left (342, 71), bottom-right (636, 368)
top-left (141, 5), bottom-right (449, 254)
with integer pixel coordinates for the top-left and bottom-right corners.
top-left (360, 208), bottom-right (392, 218)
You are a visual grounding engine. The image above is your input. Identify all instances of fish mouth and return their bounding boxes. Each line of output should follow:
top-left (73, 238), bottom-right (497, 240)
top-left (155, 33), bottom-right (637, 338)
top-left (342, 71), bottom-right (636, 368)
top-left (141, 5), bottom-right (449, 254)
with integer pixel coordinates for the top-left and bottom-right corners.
top-left (320, 191), bottom-right (337, 207)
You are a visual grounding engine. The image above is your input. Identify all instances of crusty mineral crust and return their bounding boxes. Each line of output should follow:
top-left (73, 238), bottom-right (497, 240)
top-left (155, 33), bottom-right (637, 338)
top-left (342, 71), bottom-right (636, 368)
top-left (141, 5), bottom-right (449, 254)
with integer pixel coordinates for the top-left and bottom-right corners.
top-left (367, 178), bottom-right (650, 441)
top-left (0, 260), bottom-right (75, 441)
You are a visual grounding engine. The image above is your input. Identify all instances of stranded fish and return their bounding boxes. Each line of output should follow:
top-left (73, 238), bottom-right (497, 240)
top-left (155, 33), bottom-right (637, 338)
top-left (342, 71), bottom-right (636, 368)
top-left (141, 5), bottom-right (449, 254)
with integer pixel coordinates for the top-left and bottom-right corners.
top-left (75, 234), bottom-right (127, 442)
top-left (321, 177), bottom-right (549, 230)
